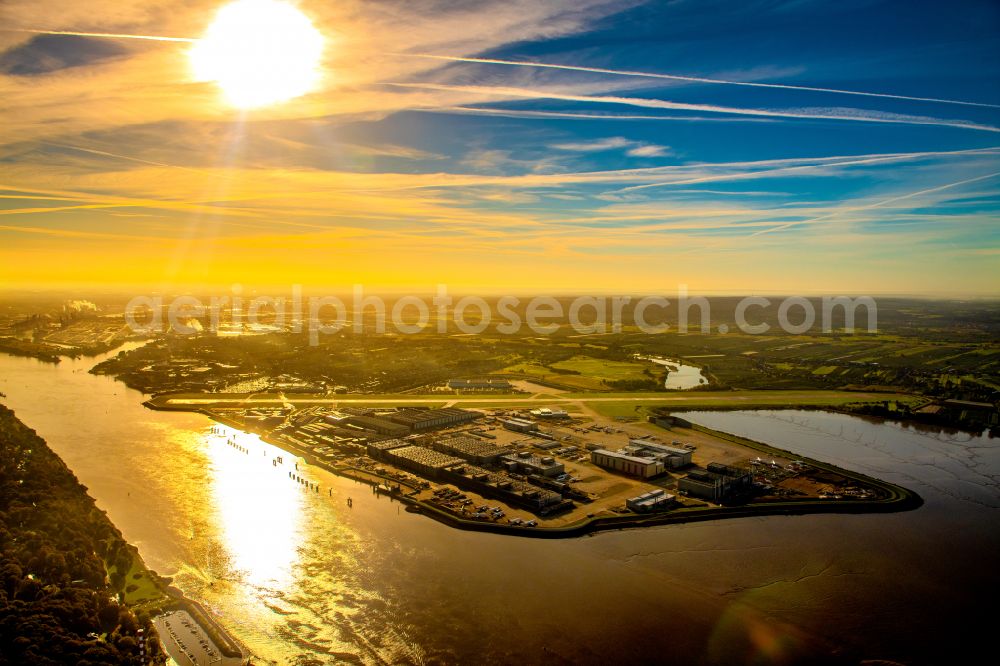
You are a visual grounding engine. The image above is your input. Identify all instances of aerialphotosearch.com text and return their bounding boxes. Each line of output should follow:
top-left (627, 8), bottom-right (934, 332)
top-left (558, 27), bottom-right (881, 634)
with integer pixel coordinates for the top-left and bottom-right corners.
top-left (124, 284), bottom-right (878, 345)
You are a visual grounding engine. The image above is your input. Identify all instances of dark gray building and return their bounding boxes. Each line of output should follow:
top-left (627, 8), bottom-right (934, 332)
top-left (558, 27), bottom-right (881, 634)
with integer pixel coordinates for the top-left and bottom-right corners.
top-left (678, 463), bottom-right (752, 502)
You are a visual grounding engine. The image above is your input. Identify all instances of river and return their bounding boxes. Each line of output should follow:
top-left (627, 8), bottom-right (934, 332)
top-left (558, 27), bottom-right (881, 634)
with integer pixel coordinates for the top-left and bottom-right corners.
top-left (0, 348), bottom-right (996, 665)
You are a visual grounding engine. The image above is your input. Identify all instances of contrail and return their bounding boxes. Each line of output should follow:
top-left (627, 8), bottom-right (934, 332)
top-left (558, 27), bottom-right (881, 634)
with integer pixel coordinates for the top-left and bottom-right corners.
top-left (387, 82), bottom-right (1000, 133)
top-left (2, 28), bottom-right (196, 43)
top-left (9, 30), bottom-right (998, 111)
top-left (41, 142), bottom-right (212, 175)
top-left (616, 146), bottom-right (1000, 193)
top-left (414, 105), bottom-right (776, 123)
top-left (752, 170), bottom-right (1000, 235)
top-left (396, 53), bottom-right (1000, 110)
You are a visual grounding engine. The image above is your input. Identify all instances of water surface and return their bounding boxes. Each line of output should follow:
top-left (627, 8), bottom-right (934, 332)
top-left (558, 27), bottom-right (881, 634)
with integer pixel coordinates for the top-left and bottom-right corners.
top-left (642, 356), bottom-right (709, 389)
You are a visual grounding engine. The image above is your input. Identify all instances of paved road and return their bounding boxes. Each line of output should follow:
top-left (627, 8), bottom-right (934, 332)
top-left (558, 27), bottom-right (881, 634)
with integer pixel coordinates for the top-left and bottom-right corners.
top-left (157, 390), bottom-right (901, 408)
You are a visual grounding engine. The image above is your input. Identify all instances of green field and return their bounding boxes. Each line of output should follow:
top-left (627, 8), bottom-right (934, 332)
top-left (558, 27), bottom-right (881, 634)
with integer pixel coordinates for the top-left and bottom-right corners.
top-left (550, 356), bottom-right (649, 380)
top-left (113, 549), bottom-right (166, 605)
top-left (499, 355), bottom-right (653, 390)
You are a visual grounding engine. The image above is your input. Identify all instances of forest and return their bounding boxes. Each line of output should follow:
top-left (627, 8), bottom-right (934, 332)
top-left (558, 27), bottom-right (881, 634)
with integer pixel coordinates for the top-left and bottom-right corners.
top-left (0, 404), bottom-right (164, 665)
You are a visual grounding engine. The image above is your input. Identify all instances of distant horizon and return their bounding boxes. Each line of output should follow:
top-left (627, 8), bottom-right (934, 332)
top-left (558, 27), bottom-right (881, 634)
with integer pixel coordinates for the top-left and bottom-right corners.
top-left (2, 284), bottom-right (1000, 300)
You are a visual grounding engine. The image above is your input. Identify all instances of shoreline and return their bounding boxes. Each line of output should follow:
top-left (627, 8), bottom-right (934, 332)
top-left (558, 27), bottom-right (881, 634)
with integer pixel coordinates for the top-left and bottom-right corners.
top-left (144, 398), bottom-right (923, 540)
top-left (0, 403), bottom-right (248, 664)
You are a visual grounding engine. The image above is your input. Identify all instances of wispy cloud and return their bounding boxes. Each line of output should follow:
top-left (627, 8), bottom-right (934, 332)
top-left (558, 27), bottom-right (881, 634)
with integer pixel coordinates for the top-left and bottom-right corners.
top-left (387, 82), bottom-right (1000, 133)
top-left (344, 142), bottom-right (444, 161)
top-left (550, 136), bottom-right (670, 158)
top-left (0, 0), bottom-right (638, 142)
top-left (626, 144), bottom-right (670, 157)
top-left (394, 53), bottom-right (1000, 109)
top-left (614, 147), bottom-right (1000, 193)
top-left (415, 106), bottom-right (776, 123)
top-left (551, 137), bottom-right (633, 152)
top-left (752, 170), bottom-right (1000, 235)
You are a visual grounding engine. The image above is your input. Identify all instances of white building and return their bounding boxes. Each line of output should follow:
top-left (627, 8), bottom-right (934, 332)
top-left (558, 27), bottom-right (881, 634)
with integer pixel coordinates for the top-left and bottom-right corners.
top-left (591, 449), bottom-right (665, 478)
top-left (626, 488), bottom-right (676, 512)
top-left (501, 451), bottom-right (565, 477)
top-left (627, 439), bottom-right (693, 468)
top-left (530, 407), bottom-right (570, 419)
top-left (499, 417), bottom-right (538, 433)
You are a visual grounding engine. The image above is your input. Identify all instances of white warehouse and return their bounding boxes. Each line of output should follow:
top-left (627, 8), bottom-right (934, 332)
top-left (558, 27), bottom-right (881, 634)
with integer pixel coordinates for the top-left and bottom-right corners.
top-left (591, 449), bottom-right (665, 479)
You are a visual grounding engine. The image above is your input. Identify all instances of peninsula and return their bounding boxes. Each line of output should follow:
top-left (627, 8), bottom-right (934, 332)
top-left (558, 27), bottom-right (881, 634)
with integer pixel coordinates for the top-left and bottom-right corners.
top-left (145, 390), bottom-right (922, 538)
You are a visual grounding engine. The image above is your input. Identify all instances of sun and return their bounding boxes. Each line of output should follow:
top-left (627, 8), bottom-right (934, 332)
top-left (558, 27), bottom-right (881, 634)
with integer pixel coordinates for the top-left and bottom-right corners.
top-left (190, 0), bottom-right (324, 109)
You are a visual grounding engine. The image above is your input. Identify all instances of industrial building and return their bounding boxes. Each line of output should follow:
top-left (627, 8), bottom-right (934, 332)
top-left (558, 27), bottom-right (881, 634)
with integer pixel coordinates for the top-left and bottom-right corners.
top-left (591, 449), bottom-right (665, 479)
top-left (448, 378), bottom-right (513, 391)
top-left (499, 417), bottom-right (538, 433)
top-left (323, 411), bottom-right (354, 425)
top-left (626, 439), bottom-right (693, 469)
top-left (365, 438), bottom-right (410, 460)
top-left (242, 409), bottom-right (286, 428)
top-left (434, 435), bottom-right (506, 464)
top-left (678, 463), bottom-right (753, 502)
top-left (384, 445), bottom-right (464, 478)
top-left (388, 407), bottom-right (480, 431)
top-left (442, 464), bottom-right (566, 512)
top-left (626, 489), bottom-right (676, 513)
top-left (345, 414), bottom-right (410, 437)
top-left (530, 407), bottom-right (570, 419)
top-left (501, 451), bottom-right (565, 477)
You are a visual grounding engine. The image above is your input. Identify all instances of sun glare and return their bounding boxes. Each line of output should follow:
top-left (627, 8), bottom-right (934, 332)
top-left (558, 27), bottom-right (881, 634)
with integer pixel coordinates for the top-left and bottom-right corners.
top-left (190, 0), bottom-right (324, 109)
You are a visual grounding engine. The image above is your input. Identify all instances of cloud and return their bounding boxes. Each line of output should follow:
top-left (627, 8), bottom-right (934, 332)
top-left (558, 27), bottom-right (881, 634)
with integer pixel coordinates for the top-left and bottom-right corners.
top-left (387, 82), bottom-right (1000, 133)
top-left (459, 148), bottom-right (564, 174)
top-left (613, 147), bottom-right (1000, 194)
top-left (393, 52), bottom-right (1000, 109)
top-left (626, 144), bottom-right (670, 157)
top-left (0, 34), bottom-right (129, 75)
top-left (551, 137), bottom-right (633, 152)
top-left (550, 136), bottom-right (671, 158)
top-left (751, 170), bottom-right (1000, 235)
top-left (344, 142), bottom-right (444, 161)
top-left (3, 146), bottom-right (994, 238)
top-left (0, 0), bottom-right (640, 143)
top-left (414, 106), bottom-right (776, 123)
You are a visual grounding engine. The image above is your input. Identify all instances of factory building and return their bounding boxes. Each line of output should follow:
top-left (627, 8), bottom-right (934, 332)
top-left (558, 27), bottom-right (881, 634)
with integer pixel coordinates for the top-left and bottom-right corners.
top-left (384, 445), bottom-right (464, 478)
top-left (242, 409), bottom-right (286, 428)
top-left (388, 407), bottom-right (481, 431)
top-left (626, 489), bottom-right (676, 513)
top-left (442, 464), bottom-right (566, 512)
top-left (530, 407), bottom-right (570, 419)
top-left (434, 435), bottom-right (506, 464)
top-left (322, 411), bottom-right (355, 425)
top-left (591, 449), bottom-right (666, 479)
top-left (345, 414), bottom-right (410, 437)
top-left (365, 438), bottom-right (410, 460)
top-left (501, 451), bottom-right (565, 477)
top-left (678, 463), bottom-right (753, 502)
top-left (448, 378), bottom-right (513, 391)
top-left (626, 439), bottom-right (693, 469)
top-left (499, 417), bottom-right (538, 433)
